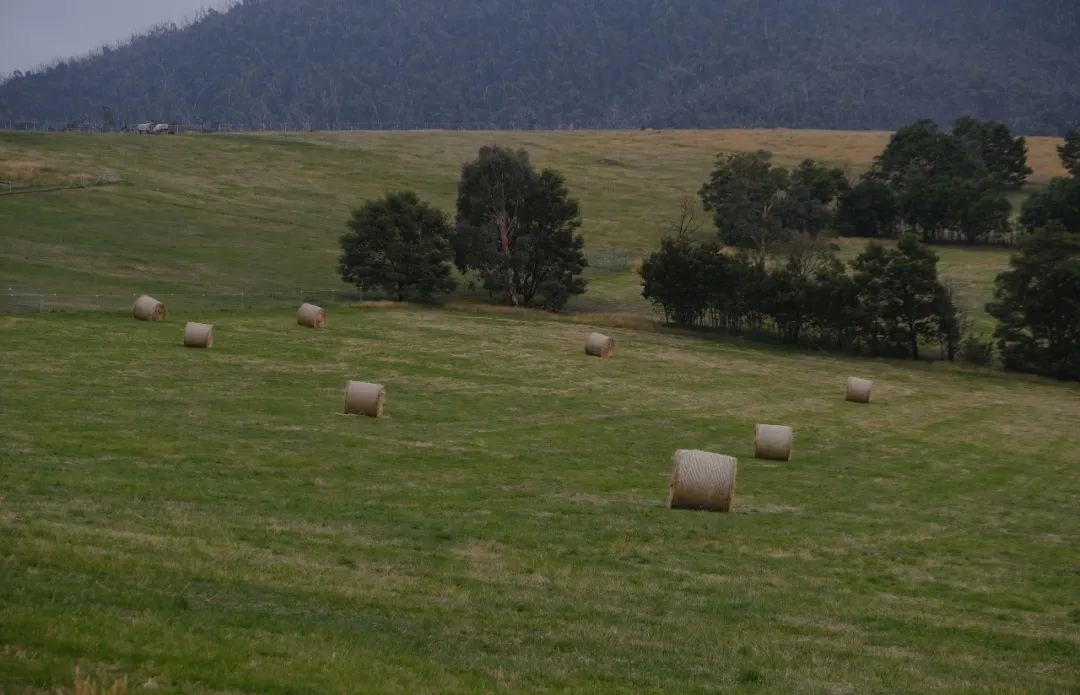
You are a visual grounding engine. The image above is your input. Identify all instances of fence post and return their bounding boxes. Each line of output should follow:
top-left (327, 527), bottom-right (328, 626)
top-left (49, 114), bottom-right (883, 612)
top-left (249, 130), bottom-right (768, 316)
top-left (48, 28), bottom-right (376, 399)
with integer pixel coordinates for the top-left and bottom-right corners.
top-left (38, 295), bottom-right (44, 313)
top-left (331, 289), bottom-right (336, 304)
top-left (241, 291), bottom-right (245, 311)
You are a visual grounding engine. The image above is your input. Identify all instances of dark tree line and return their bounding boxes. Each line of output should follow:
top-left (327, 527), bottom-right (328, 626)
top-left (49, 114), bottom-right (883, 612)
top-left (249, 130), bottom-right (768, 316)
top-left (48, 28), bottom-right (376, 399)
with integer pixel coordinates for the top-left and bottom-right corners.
top-left (646, 132), bottom-right (1080, 379)
top-left (987, 131), bottom-right (1080, 380)
top-left (641, 230), bottom-right (961, 361)
top-left (2, 0), bottom-right (1078, 134)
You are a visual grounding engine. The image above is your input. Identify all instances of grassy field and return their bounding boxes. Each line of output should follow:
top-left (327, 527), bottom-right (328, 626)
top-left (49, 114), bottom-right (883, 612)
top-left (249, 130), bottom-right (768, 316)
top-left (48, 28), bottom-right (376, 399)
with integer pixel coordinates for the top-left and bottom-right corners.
top-left (1, 306), bottom-right (1078, 693)
top-left (1, 129), bottom-right (1078, 692)
top-left (0, 129), bottom-right (1069, 327)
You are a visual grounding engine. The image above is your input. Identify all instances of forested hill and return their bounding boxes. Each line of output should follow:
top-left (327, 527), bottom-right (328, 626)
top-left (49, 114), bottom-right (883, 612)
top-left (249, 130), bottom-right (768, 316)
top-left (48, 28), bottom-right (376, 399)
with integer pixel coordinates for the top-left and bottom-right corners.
top-left (2, 0), bottom-right (1078, 134)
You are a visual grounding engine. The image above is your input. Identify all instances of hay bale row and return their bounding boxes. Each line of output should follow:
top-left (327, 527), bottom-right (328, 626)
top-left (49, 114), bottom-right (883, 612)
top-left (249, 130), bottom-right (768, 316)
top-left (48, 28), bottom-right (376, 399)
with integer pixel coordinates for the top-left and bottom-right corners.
top-left (136, 300), bottom-right (329, 347)
top-left (132, 300), bottom-right (875, 519)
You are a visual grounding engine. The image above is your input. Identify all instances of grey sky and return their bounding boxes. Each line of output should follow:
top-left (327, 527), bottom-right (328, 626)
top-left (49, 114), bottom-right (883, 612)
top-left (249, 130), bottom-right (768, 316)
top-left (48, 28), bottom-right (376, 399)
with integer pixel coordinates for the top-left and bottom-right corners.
top-left (0, 0), bottom-right (237, 76)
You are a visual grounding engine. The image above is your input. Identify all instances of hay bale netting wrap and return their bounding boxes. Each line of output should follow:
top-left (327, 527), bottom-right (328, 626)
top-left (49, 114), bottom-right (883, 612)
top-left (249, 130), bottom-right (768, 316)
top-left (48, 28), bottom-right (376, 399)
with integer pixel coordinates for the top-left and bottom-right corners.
top-left (846, 376), bottom-right (873, 404)
top-left (183, 322), bottom-right (214, 348)
top-left (344, 381), bottom-right (386, 418)
top-left (585, 331), bottom-right (616, 357)
top-left (296, 302), bottom-right (327, 328)
top-left (132, 294), bottom-right (166, 321)
top-left (667, 449), bottom-right (738, 512)
top-left (754, 424), bottom-right (793, 461)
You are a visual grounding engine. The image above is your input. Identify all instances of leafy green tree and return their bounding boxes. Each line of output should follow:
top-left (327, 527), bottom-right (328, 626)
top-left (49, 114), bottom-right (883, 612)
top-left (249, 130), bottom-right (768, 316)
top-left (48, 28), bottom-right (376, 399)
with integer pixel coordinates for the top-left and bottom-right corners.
top-left (764, 235), bottom-right (852, 345)
top-left (764, 262), bottom-right (815, 344)
top-left (949, 179), bottom-right (1013, 244)
top-left (872, 119), bottom-right (984, 185)
top-left (699, 150), bottom-right (789, 253)
top-left (852, 235), bottom-right (943, 358)
top-left (987, 223), bottom-right (1080, 380)
top-left (952, 116), bottom-right (1032, 188)
top-left (896, 173), bottom-right (956, 243)
top-left (935, 280), bottom-right (964, 361)
top-left (807, 257), bottom-right (861, 350)
top-left (700, 249), bottom-right (762, 332)
top-left (339, 191), bottom-right (456, 301)
top-left (776, 159), bottom-right (849, 236)
top-left (895, 173), bottom-right (1011, 244)
top-left (850, 241), bottom-right (893, 354)
top-left (1058, 130), bottom-right (1080, 177)
top-left (453, 146), bottom-right (586, 310)
top-left (871, 119), bottom-right (1015, 244)
top-left (1019, 176), bottom-right (1080, 233)
top-left (639, 233), bottom-right (709, 327)
top-left (835, 178), bottom-right (898, 238)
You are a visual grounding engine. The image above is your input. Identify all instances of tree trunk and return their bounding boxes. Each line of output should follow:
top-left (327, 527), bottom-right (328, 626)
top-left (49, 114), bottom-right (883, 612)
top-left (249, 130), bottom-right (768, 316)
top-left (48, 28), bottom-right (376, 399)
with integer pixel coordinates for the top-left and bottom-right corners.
top-left (496, 213), bottom-right (519, 306)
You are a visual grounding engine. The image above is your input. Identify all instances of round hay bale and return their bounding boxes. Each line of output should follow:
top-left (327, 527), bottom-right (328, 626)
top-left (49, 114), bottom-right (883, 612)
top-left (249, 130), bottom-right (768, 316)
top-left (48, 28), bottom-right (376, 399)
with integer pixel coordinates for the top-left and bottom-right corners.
top-left (846, 376), bottom-right (873, 403)
top-left (344, 381), bottom-right (385, 418)
top-left (754, 424), bottom-right (793, 461)
top-left (183, 322), bottom-right (214, 348)
top-left (585, 331), bottom-right (616, 357)
top-left (132, 294), bottom-right (166, 322)
top-left (296, 302), bottom-right (327, 328)
top-left (667, 449), bottom-right (737, 512)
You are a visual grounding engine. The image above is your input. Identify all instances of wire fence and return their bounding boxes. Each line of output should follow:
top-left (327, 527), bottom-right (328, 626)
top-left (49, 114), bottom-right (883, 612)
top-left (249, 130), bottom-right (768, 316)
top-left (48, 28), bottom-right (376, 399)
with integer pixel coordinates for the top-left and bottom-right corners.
top-left (1, 289), bottom-right (364, 314)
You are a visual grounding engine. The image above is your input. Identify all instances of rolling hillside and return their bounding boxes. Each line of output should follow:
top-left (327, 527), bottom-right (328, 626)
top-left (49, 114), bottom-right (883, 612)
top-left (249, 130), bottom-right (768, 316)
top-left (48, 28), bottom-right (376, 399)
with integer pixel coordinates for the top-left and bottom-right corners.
top-left (0, 129), bottom-right (1069, 329)
top-left (1, 130), bottom-right (1078, 692)
top-left (1, 304), bottom-right (1078, 692)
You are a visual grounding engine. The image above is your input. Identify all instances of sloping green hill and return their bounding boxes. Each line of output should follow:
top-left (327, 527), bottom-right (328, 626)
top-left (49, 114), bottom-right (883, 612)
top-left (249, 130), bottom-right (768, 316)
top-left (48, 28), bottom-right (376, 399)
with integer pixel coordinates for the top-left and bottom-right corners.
top-left (1, 304), bottom-right (1078, 692)
top-left (2, 128), bottom-right (1078, 692)
top-left (0, 129), bottom-right (1068, 325)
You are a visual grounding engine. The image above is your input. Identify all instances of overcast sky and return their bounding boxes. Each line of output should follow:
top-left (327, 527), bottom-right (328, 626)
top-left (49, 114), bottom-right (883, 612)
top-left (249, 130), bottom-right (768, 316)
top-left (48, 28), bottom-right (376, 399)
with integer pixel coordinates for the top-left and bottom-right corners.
top-left (0, 0), bottom-right (238, 75)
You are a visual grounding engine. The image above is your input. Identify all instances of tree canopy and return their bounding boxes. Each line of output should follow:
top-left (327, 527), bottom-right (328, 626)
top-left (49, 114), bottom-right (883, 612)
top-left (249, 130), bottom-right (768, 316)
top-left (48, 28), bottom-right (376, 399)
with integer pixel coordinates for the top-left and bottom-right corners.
top-left (988, 224), bottom-right (1080, 379)
top-left (1059, 131), bottom-right (1080, 177)
top-left (452, 146), bottom-right (586, 311)
top-left (1, 0), bottom-right (1077, 133)
top-left (640, 229), bottom-right (958, 359)
top-left (339, 191), bottom-right (456, 301)
top-left (838, 117), bottom-right (1026, 244)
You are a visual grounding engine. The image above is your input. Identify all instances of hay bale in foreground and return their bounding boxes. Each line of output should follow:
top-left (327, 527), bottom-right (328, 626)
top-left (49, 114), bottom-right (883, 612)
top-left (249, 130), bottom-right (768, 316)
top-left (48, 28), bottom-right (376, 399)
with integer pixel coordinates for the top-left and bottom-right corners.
top-left (132, 295), bottom-right (166, 322)
top-left (585, 332), bottom-right (616, 357)
top-left (296, 302), bottom-right (327, 328)
top-left (183, 322), bottom-right (214, 348)
top-left (667, 449), bottom-right (737, 512)
top-left (846, 376), bottom-right (873, 403)
top-left (754, 424), bottom-right (793, 461)
top-left (344, 381), bottom-right (385, 418)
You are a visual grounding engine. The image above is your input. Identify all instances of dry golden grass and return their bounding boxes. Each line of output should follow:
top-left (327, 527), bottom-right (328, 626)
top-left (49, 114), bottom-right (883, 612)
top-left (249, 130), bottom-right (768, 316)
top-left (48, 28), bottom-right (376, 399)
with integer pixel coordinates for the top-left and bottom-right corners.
top-left (0, 158), bottom-right (94, 186)
top-left (281, 128), bottom-right (1068, 182)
